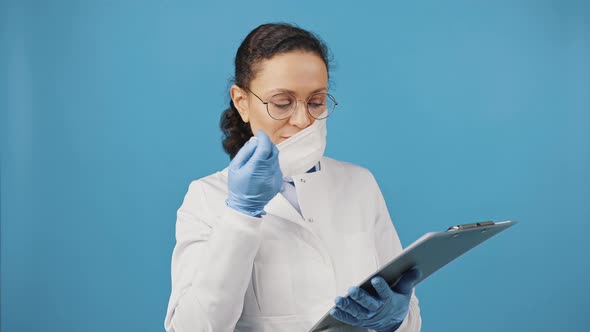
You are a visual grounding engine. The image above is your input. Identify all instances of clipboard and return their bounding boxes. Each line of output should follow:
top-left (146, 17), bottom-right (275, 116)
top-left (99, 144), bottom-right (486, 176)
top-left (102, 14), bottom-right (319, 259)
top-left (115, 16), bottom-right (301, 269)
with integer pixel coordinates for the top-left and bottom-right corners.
top-left (309, 220), bottom-right (517, 332)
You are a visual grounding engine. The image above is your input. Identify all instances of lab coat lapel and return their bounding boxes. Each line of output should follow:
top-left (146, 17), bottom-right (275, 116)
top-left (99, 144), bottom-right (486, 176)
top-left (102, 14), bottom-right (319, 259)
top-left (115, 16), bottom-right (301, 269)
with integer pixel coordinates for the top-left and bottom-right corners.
top-left (268, 166), bottom-right (336, 262)
top-left (220, 166), bottom-right (311, 232)
top-left (264, 168), bottom-right (325, 235)
top-left (292, 169), bottom-right (332, 239)
top-left (264, 192), bottom-right (310, 231)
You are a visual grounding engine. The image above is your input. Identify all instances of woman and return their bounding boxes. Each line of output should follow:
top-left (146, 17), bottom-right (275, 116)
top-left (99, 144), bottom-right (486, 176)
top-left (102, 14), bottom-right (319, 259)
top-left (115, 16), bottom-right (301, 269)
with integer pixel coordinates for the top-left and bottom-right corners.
top-left (164, 23), bottom-right (422, 332)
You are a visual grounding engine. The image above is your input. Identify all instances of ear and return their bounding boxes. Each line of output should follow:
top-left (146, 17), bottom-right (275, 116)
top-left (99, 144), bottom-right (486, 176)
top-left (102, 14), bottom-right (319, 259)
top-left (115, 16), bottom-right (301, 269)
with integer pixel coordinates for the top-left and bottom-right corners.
top-left (230, 84), bottom-right (250, 123)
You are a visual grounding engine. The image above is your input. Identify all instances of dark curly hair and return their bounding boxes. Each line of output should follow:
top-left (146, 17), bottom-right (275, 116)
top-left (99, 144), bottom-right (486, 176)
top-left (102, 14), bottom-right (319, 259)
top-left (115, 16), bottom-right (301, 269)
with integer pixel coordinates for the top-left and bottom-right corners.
top-left (220, 23), bottom-right (331, 159)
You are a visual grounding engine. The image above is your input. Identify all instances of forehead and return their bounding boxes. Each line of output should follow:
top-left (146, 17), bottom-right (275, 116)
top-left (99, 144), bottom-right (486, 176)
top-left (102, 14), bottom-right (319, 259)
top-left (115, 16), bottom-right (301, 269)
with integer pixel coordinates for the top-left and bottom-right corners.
top-left (251, 51), bottom-right (328, 96)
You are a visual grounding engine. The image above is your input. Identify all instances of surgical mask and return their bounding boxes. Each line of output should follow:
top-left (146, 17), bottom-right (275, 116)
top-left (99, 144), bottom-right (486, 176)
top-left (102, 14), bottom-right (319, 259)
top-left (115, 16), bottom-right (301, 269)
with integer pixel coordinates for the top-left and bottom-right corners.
top-left (276, 115), bottom-right (327, 178)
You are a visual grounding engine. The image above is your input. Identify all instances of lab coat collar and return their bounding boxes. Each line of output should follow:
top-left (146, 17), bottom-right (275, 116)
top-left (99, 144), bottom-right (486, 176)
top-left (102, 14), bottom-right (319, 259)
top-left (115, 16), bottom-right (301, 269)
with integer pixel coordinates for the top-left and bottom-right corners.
top-left (218, 160), bottom-right (324, 179)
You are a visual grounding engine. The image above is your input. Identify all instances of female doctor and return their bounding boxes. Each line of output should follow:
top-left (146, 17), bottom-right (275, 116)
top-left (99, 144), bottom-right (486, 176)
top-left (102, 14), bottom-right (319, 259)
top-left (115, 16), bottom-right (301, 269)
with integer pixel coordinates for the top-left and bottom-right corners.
top-left (164, 23), bottom-right (422, 332)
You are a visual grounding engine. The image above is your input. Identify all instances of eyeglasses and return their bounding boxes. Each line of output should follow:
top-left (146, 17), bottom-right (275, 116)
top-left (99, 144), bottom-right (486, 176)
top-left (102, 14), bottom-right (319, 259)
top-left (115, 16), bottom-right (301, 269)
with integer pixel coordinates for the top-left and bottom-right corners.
top-left (246, 88), bottom-right (338, 120)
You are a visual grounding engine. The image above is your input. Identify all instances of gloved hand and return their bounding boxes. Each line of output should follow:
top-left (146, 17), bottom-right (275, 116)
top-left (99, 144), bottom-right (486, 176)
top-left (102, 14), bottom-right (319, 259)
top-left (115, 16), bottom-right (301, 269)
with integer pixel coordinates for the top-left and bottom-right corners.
top-left (225, 130), bottom-right (283, 217)
top-left (330, 269), bottom-right (422, 332)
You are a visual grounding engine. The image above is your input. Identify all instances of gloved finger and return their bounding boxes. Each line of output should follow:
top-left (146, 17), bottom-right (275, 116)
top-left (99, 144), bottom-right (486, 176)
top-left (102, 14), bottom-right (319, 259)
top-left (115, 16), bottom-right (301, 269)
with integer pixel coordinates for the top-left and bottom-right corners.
top-left (335, 295), bottom-right (369, 319)
top-left (371, 276), bottom-right (394, 300)
top-left (329, 307), bottom-right (361, 325)
top-left (230, 136), bottom-right (258, 169)
top-left (251, 129), bottom-right (273, 161)
top-left (269, 143), bottom-right (283, 177)
top-left (348, 286), bottom-right (381, 312)
top-left (268, 139), bottom-right (279, 161)
top-left (392, 269), bottom-right (422, 295)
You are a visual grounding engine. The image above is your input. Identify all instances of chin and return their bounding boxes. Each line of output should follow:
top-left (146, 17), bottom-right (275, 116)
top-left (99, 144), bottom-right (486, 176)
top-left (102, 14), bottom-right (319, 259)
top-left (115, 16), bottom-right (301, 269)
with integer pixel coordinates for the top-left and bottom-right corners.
top-left (278, 136), bottom-right (292, 144)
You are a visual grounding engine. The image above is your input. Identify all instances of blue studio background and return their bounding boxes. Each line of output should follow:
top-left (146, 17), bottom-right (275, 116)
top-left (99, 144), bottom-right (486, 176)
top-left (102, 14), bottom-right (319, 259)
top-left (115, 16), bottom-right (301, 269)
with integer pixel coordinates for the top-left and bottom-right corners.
top-left (1, 0), bottom-right (589, 331)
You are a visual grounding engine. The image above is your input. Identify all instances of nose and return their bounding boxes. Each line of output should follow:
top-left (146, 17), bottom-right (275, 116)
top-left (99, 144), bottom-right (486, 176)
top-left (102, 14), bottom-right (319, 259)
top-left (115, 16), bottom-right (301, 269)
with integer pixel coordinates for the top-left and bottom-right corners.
top-left (288, 100), bottom-right (312, 128)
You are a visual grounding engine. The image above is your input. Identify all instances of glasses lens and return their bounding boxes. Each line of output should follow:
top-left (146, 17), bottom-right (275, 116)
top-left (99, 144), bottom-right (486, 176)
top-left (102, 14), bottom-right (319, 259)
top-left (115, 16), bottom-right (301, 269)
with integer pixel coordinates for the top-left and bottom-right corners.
top-left (268, 93), bottom-right (296, 119)
top-left (307, 93), bottom-right (336, 119)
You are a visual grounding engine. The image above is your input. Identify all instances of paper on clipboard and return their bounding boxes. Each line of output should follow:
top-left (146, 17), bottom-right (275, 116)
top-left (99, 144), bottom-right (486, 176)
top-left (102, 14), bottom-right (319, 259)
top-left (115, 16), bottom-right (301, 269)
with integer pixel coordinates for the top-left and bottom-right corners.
top-left (309, 220), bottom-right (517, 332)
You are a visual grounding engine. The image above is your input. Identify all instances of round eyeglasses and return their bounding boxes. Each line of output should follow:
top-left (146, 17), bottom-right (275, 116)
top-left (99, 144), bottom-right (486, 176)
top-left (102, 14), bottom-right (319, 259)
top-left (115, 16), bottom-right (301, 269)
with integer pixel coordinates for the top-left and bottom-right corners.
top-left (246, 88), bottom-right (338, 120)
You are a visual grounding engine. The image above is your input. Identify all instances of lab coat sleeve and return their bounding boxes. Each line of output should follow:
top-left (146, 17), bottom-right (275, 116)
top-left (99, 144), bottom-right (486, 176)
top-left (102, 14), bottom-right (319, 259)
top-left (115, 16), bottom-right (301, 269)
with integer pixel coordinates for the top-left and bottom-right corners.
top-left (369, 172), bottom-right (422, 332)
top-left (164, 180), bottom-right (264, 332)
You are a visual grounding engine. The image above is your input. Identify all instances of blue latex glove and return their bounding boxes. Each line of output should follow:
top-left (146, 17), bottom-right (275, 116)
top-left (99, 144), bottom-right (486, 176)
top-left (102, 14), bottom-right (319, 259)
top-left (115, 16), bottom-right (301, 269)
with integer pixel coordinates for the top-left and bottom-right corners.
top-left (330, 269), bottom-right (421, 332)
top-left (225, 130), bottom-right (283, 217)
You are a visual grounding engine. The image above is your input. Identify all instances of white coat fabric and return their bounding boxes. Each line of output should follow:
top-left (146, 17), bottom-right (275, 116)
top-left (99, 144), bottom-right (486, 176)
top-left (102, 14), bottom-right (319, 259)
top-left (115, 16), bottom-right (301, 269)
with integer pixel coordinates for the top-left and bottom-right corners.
top-left (164, 157), bottom-right (421, 332)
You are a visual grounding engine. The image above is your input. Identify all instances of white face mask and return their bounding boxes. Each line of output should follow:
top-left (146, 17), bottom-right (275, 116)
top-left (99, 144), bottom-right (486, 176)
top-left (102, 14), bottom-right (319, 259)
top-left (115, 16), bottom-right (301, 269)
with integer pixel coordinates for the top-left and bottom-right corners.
top-left (276, 115), bottom-right (327, 178)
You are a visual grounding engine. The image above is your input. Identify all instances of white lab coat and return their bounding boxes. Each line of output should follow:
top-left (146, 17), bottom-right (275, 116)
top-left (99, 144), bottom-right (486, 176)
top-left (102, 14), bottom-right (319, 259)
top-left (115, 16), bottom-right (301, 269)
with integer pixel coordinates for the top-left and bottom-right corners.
top-left (164, 157), bottom-right (421, 332)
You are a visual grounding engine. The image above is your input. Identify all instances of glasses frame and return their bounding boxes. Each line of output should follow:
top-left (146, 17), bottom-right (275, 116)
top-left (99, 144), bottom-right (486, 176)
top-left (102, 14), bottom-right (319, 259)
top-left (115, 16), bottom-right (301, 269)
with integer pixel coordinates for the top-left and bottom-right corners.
top-left (245, 88), bottom-right (338, 120)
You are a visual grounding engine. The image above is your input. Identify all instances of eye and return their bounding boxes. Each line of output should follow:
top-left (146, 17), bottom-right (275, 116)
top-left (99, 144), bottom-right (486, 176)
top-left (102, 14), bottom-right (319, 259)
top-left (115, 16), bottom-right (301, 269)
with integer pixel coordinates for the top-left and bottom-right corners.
top-left (271, 101), bottom-right (293, 109)
top-left (269, 94), bottom-right (294, 109)
top-left (308, 98), bottom-right (325, 109)
top-left (308, 102), bottom-right (324, 107)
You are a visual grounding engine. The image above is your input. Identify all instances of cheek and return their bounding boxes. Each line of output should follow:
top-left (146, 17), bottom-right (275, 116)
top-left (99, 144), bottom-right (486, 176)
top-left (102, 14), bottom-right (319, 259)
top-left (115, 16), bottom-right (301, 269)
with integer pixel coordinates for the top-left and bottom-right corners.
top-left (249, 113), bottom-right (284, 143)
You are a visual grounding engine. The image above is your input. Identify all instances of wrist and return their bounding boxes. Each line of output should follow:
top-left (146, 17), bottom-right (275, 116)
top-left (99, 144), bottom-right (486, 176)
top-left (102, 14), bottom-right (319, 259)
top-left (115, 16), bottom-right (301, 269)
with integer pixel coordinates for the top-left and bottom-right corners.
top-left (376, 321), bottom-right (402, 332)
top-left (225, 199), bottom-right (266, 218)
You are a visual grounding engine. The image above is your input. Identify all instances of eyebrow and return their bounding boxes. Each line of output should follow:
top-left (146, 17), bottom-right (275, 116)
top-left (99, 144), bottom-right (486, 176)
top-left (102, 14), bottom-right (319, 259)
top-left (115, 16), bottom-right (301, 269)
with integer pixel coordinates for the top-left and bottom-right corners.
top-left (266, 87), bottom-right (328, 96)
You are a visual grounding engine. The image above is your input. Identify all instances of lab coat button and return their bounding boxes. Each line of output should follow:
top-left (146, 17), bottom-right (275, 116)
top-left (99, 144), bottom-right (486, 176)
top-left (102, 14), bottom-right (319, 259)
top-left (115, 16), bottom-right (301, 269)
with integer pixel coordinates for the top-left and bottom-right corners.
top-left (307, 218), bottom-right (314, 222)
top-left (300, 179), bottom-right (306, 183)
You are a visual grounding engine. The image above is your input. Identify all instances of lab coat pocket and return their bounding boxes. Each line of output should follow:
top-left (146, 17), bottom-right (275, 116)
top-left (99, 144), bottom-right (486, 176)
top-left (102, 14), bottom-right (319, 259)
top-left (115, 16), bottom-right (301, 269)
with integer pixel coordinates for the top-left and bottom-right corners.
top-left (253, 239), bottom-right (296, 316)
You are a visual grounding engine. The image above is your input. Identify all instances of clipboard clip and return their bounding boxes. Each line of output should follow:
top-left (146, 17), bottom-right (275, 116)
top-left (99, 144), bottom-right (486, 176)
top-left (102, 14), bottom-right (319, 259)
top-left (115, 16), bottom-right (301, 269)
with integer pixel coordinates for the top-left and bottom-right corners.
top-left (447, 221), bottom-right (495, 232)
